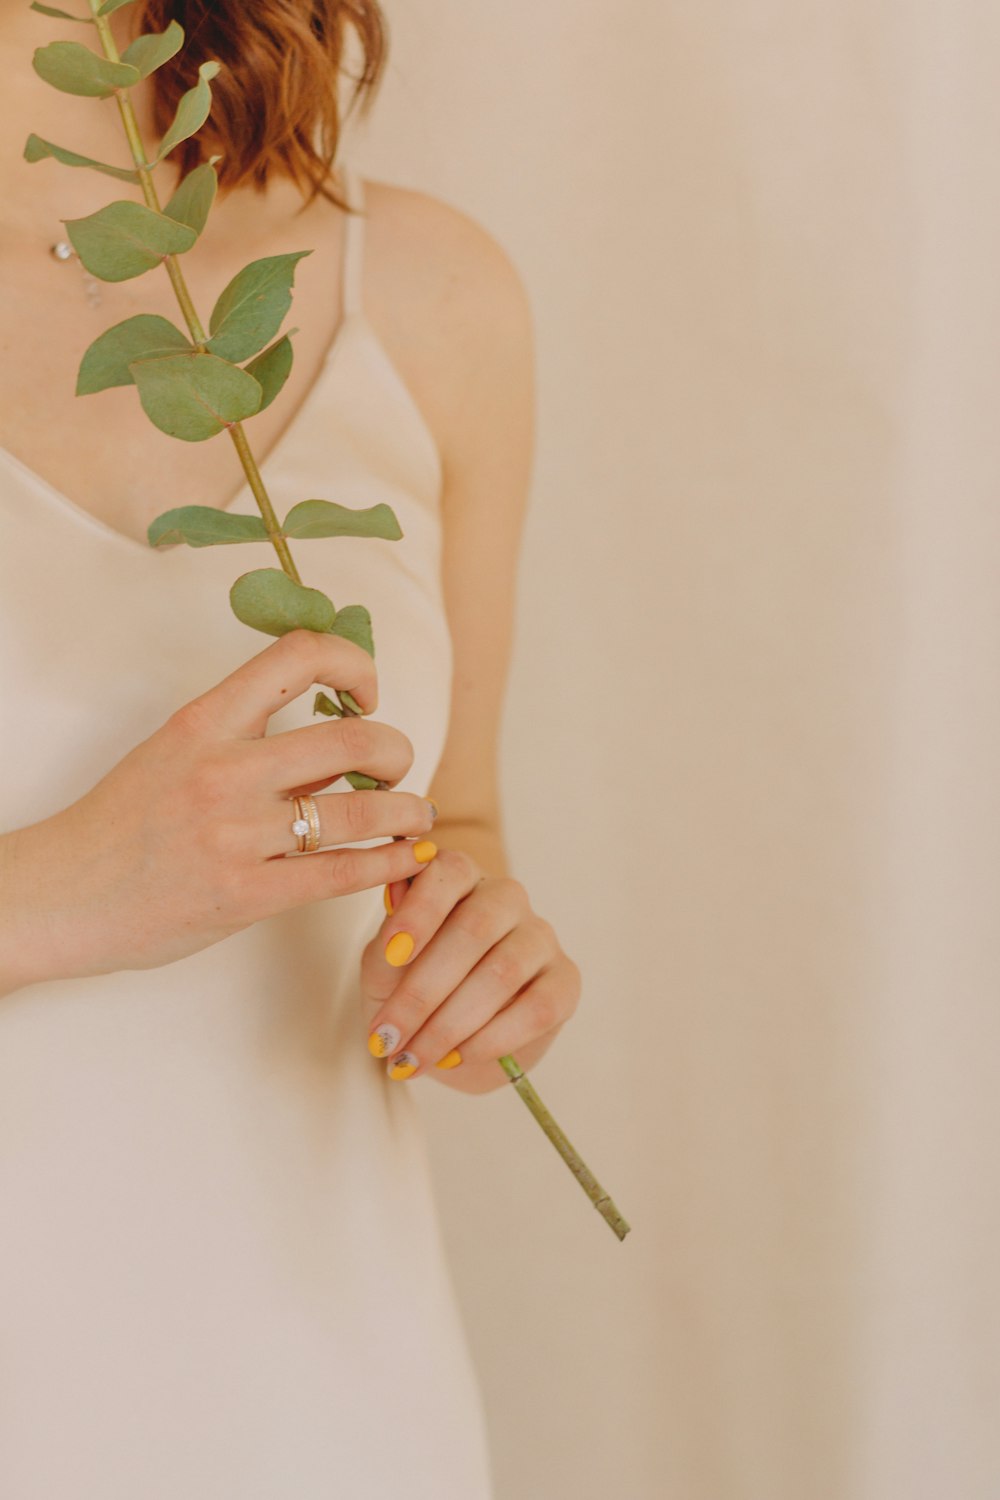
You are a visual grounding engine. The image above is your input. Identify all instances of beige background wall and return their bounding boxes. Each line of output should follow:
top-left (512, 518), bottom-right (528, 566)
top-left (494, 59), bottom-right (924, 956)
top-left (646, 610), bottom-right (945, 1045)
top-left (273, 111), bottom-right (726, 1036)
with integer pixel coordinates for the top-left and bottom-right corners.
top-left (348, 5), bottom-right (1000, 1497)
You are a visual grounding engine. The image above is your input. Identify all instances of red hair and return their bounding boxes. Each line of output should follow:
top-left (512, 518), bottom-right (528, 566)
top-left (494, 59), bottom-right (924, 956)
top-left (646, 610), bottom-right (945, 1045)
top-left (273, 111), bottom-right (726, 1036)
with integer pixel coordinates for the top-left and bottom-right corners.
top-left (130, 1), bottom-right (388, 210)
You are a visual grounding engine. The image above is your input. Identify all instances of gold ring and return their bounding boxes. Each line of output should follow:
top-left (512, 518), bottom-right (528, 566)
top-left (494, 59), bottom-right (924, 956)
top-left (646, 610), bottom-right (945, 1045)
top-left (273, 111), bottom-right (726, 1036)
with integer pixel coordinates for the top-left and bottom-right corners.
top-left (291, 797), bottom-right (309, 853)
top-left (299, 793), bottom-right (321, 852)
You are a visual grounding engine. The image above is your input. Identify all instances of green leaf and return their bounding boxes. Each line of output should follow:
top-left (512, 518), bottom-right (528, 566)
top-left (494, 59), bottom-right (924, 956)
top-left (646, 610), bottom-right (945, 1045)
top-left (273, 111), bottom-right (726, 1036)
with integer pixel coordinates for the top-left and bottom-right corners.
top-left (338, 690), bottom-right (366, 717)
top-left (345, 772), bottom-right (381, 791)
top-left (23, 131), bottom-right (139, 183)
top-left (64, 199), bottom-right (197, 282)
top-left (128, 351), bottom-right (263, 441)
top-left (230, 569), bottom-right (337, 637)
top-left (281, 498), bottom-right (403, 542)
top-left (77, 313), bottom-right (192, 395)
top-left (328, 605), bottom-right (374, 658)
top-left (29, 4), bottom-right (92, 22)
top-left (207, 251), bottom-right (312, 363)
top-left (97, 0), bottom-right (140, 15)
top-left (147, 507), bottom-right (269, 548)
top-left (151, 60), bottom-right (221, 164)
top-left (242, 333), bottom-right (294, 413)
top-left (120, 19), bottom-right (184, 79)
top-left (313, 691), bottom-right (344, 718)
top-left (162, 158), bottom-right (219, 237)
top-left (32, 40), bottom-right (139, 97)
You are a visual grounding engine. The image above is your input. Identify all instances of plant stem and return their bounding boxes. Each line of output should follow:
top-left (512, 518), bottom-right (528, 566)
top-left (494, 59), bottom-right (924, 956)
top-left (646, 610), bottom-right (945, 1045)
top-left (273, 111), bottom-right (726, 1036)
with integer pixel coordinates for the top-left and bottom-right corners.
top-left (89, 3), bottom-right (630, 1243)
top-left (498, 1057), bottom-right (631, 1239)
top-left (91, 4), bottom-right (298, 583)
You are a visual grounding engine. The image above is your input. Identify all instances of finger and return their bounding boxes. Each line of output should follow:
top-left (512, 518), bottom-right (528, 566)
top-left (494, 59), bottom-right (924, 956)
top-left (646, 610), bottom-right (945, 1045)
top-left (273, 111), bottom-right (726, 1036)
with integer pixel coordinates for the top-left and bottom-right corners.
top-left (186, 629), bottom-right (378, 739)
top-left (363, 884), bottom-right (529, 1066)
top-left (255, 715), bottom-right (415, 793)
top-left (361, 849), bottom-right (485, 1004)
top-left (444, 959), bottom-right (581, 1071)
top-left (262, 788), bottom-right (436, 858)
top-left (379, 920), bottom-right (556, 1080)
top-left (256, 835), bottom-right (439, 915)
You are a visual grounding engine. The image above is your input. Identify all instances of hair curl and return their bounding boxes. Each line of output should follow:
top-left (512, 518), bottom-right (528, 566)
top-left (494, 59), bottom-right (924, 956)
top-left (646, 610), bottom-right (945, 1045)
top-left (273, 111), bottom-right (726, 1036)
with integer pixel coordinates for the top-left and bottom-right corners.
top-left (130, 1), bottom-right (388, 211)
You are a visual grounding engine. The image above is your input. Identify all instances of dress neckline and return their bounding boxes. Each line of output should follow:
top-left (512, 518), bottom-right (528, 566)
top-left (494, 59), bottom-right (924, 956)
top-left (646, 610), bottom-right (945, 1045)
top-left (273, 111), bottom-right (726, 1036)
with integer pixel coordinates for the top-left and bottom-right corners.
top-left (0, 308), bottom-right (362, 559)
top-left (0, 160), bottom-right (388, 559)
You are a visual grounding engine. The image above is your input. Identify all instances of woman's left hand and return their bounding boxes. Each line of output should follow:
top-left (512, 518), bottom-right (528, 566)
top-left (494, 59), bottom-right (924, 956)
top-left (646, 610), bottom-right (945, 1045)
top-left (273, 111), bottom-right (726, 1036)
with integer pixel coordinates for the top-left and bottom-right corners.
top-left (359, 848), bottom-right (582, 1092)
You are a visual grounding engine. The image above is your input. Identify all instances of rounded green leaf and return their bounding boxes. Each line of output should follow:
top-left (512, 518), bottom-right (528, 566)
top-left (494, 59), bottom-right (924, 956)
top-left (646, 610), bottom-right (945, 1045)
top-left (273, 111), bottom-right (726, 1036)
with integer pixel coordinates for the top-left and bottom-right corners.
top-left (282, 498), bottom-right (403, 542)
top-left (121, 19), bottom-right (184, 80)
top-left (230, 570), bottom-right (337, 637)
top-left (329, 605), bottom-right (374, 658)
top-left (77, 313), bottom-right (192, 395)
top-left (23, 132), bottom-right (139, 183)
top-left (64, 199), bottom-right (197, 282)
top-left (148, 507), bottom-right (270, 548)
top-left (32, 40), bottom-right (139, 97)
top-left (242, 333), bottom-right (295, 413)
top-left (163, 159), bottom-right (220, 237)
top-left (207, 251), bottom-right (312, 363)
top-left (151, 60), bottom-right (221, 165)
top-left (129, 351), bottom-right (263, 441)
top-left (345, 772), bottom-right (380, 791)
top-left (97, 0), bottom-right (140, 13)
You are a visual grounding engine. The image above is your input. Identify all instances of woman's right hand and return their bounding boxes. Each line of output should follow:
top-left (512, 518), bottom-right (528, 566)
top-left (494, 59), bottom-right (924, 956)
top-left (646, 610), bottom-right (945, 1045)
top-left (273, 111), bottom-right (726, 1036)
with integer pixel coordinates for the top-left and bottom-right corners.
top-left (0, 630), bottom-right (437, 994)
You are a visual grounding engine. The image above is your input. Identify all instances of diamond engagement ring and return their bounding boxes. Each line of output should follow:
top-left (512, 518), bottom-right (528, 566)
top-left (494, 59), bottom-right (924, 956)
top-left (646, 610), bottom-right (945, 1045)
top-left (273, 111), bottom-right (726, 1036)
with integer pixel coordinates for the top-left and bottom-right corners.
top-left (291, 795), bottom-right (321, 853)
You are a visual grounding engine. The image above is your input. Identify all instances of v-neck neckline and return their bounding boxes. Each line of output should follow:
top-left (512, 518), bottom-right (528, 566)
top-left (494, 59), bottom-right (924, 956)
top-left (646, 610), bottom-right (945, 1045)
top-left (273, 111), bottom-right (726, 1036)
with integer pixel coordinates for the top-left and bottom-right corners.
top-left (0, 310), bottom-right (361, 560)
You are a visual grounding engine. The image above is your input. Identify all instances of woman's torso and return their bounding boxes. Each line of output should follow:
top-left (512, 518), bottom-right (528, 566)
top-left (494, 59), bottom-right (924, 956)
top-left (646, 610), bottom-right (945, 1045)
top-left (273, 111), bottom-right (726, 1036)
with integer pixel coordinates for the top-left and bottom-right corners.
top-left (0, 163), bottom-right (494, 1498)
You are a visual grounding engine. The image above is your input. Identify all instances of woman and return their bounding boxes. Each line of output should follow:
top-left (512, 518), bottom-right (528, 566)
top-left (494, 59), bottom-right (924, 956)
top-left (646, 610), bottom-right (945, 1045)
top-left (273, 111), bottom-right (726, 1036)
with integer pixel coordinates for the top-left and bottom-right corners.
top-left (0, 2), bottom-right (581, 1494)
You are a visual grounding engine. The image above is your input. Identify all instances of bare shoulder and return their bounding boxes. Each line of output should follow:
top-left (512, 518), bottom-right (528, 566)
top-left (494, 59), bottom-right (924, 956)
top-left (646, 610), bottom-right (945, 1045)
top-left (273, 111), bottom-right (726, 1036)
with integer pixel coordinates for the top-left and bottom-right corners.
top-left (359, 175), bottom-right (535, 465)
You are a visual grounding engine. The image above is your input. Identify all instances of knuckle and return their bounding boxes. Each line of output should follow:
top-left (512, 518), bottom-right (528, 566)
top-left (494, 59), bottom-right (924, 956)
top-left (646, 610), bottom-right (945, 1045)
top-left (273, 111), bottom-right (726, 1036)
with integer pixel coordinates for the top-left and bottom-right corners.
top-left (532, 914), bottom-right (557, 947)
top-left (327, 848), bottom-right (362, 895)
top-left (531, 989), bottom-right (560, 1032)
top-left (279, 628), bottom-right (320, 667)
top-left (336, 715), bottom-right (373, 764)
top-left (201, 819), bottom-right (242, 864)
top-left (454, 900), bottom-right (497, 946)
top-left (482, 948), bottom-right (523, 991)
top-left (395, 977), bottom-right (432, 1017)
top-left (340, 790), bottom-right (374, 838)
top-left (500, 877), bottom-right (531, 914)
top-left (167, 696), bottom-right (215, 743)
top-left (440, 848), bottom-right (478, 886)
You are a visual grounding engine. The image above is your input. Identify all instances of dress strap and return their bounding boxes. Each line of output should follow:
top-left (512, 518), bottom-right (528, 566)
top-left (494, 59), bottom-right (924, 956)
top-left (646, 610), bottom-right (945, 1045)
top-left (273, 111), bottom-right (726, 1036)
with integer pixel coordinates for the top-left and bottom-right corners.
top-left (340, 162), bottom-right (366, 317)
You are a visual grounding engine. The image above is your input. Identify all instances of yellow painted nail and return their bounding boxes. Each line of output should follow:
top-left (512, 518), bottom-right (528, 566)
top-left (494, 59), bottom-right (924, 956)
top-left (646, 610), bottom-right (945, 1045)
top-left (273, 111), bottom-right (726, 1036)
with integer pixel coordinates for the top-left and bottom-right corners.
top-left (388, 1051), bottom-right (419, 1080)
top-left (435, 1049), bottom-right (463, 1070)
top-left (368, 1023), bottom-right (401, 1058)
top-left (413, 840), bottom-right (437, 863)
top-left (383, 884), bottom-right (394, 915)
top-left (384, 931), bottom-right (415, 966)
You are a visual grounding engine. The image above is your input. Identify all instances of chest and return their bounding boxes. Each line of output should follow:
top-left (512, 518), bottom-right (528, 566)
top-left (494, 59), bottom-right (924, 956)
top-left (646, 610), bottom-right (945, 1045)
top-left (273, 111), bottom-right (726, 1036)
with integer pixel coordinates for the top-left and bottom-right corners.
top-left (0, 205), bottom-right (346, 544)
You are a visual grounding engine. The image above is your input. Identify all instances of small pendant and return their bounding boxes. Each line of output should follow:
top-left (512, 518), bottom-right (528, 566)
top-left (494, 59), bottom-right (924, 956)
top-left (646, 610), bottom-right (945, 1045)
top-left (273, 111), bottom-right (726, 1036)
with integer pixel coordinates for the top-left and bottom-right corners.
top-left (50, 239), bottom-right (73, 261)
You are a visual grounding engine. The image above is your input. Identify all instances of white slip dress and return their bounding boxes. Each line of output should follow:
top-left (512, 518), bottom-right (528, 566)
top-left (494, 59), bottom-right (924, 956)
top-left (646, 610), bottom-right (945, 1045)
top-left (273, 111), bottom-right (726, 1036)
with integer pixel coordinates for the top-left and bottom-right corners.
top-left (0, 162), bottom-right (495, 1500)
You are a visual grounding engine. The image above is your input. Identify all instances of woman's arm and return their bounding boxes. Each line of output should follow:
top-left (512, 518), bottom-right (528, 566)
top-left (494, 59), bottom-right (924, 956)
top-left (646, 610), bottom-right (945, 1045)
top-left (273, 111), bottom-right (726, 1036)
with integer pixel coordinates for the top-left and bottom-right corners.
top-left (360, 196), bottom-right (581, 1094)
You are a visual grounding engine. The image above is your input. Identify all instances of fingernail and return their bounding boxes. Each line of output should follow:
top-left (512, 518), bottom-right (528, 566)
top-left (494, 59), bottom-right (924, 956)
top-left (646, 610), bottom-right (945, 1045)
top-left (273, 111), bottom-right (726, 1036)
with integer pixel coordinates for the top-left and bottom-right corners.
top-left (425, 798), bottom-right (439, 822)
top-left (384, 931), bottom-right (414, 966)
top-left (383, 884), bottom-right (394, 915)
top-left (412, 840), bottom-right (437, 863)
top-left (435, 1049), bottom-right (462, 1070)
top-left (388, 1051), bottom-right (419, 1080)
top-left (368, 1022), bottom-right (401, 1058)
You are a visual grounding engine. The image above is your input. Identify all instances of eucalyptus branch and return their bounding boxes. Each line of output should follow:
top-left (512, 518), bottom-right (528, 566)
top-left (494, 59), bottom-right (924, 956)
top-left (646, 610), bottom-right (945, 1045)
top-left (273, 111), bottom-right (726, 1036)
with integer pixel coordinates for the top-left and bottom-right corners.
top-left (23, 0), bottom-right (631, 1241)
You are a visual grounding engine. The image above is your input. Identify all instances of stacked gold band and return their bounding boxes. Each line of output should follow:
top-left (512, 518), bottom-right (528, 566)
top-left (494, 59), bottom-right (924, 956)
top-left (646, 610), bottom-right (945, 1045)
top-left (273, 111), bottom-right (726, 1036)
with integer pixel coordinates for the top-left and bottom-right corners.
top-left (291, 795), bottom-right (321, 853)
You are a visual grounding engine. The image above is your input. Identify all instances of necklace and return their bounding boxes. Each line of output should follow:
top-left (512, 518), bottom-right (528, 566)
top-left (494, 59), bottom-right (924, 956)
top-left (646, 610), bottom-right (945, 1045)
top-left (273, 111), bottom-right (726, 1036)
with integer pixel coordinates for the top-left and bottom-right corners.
top-left (49, 236), bottom-right (103, 309)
